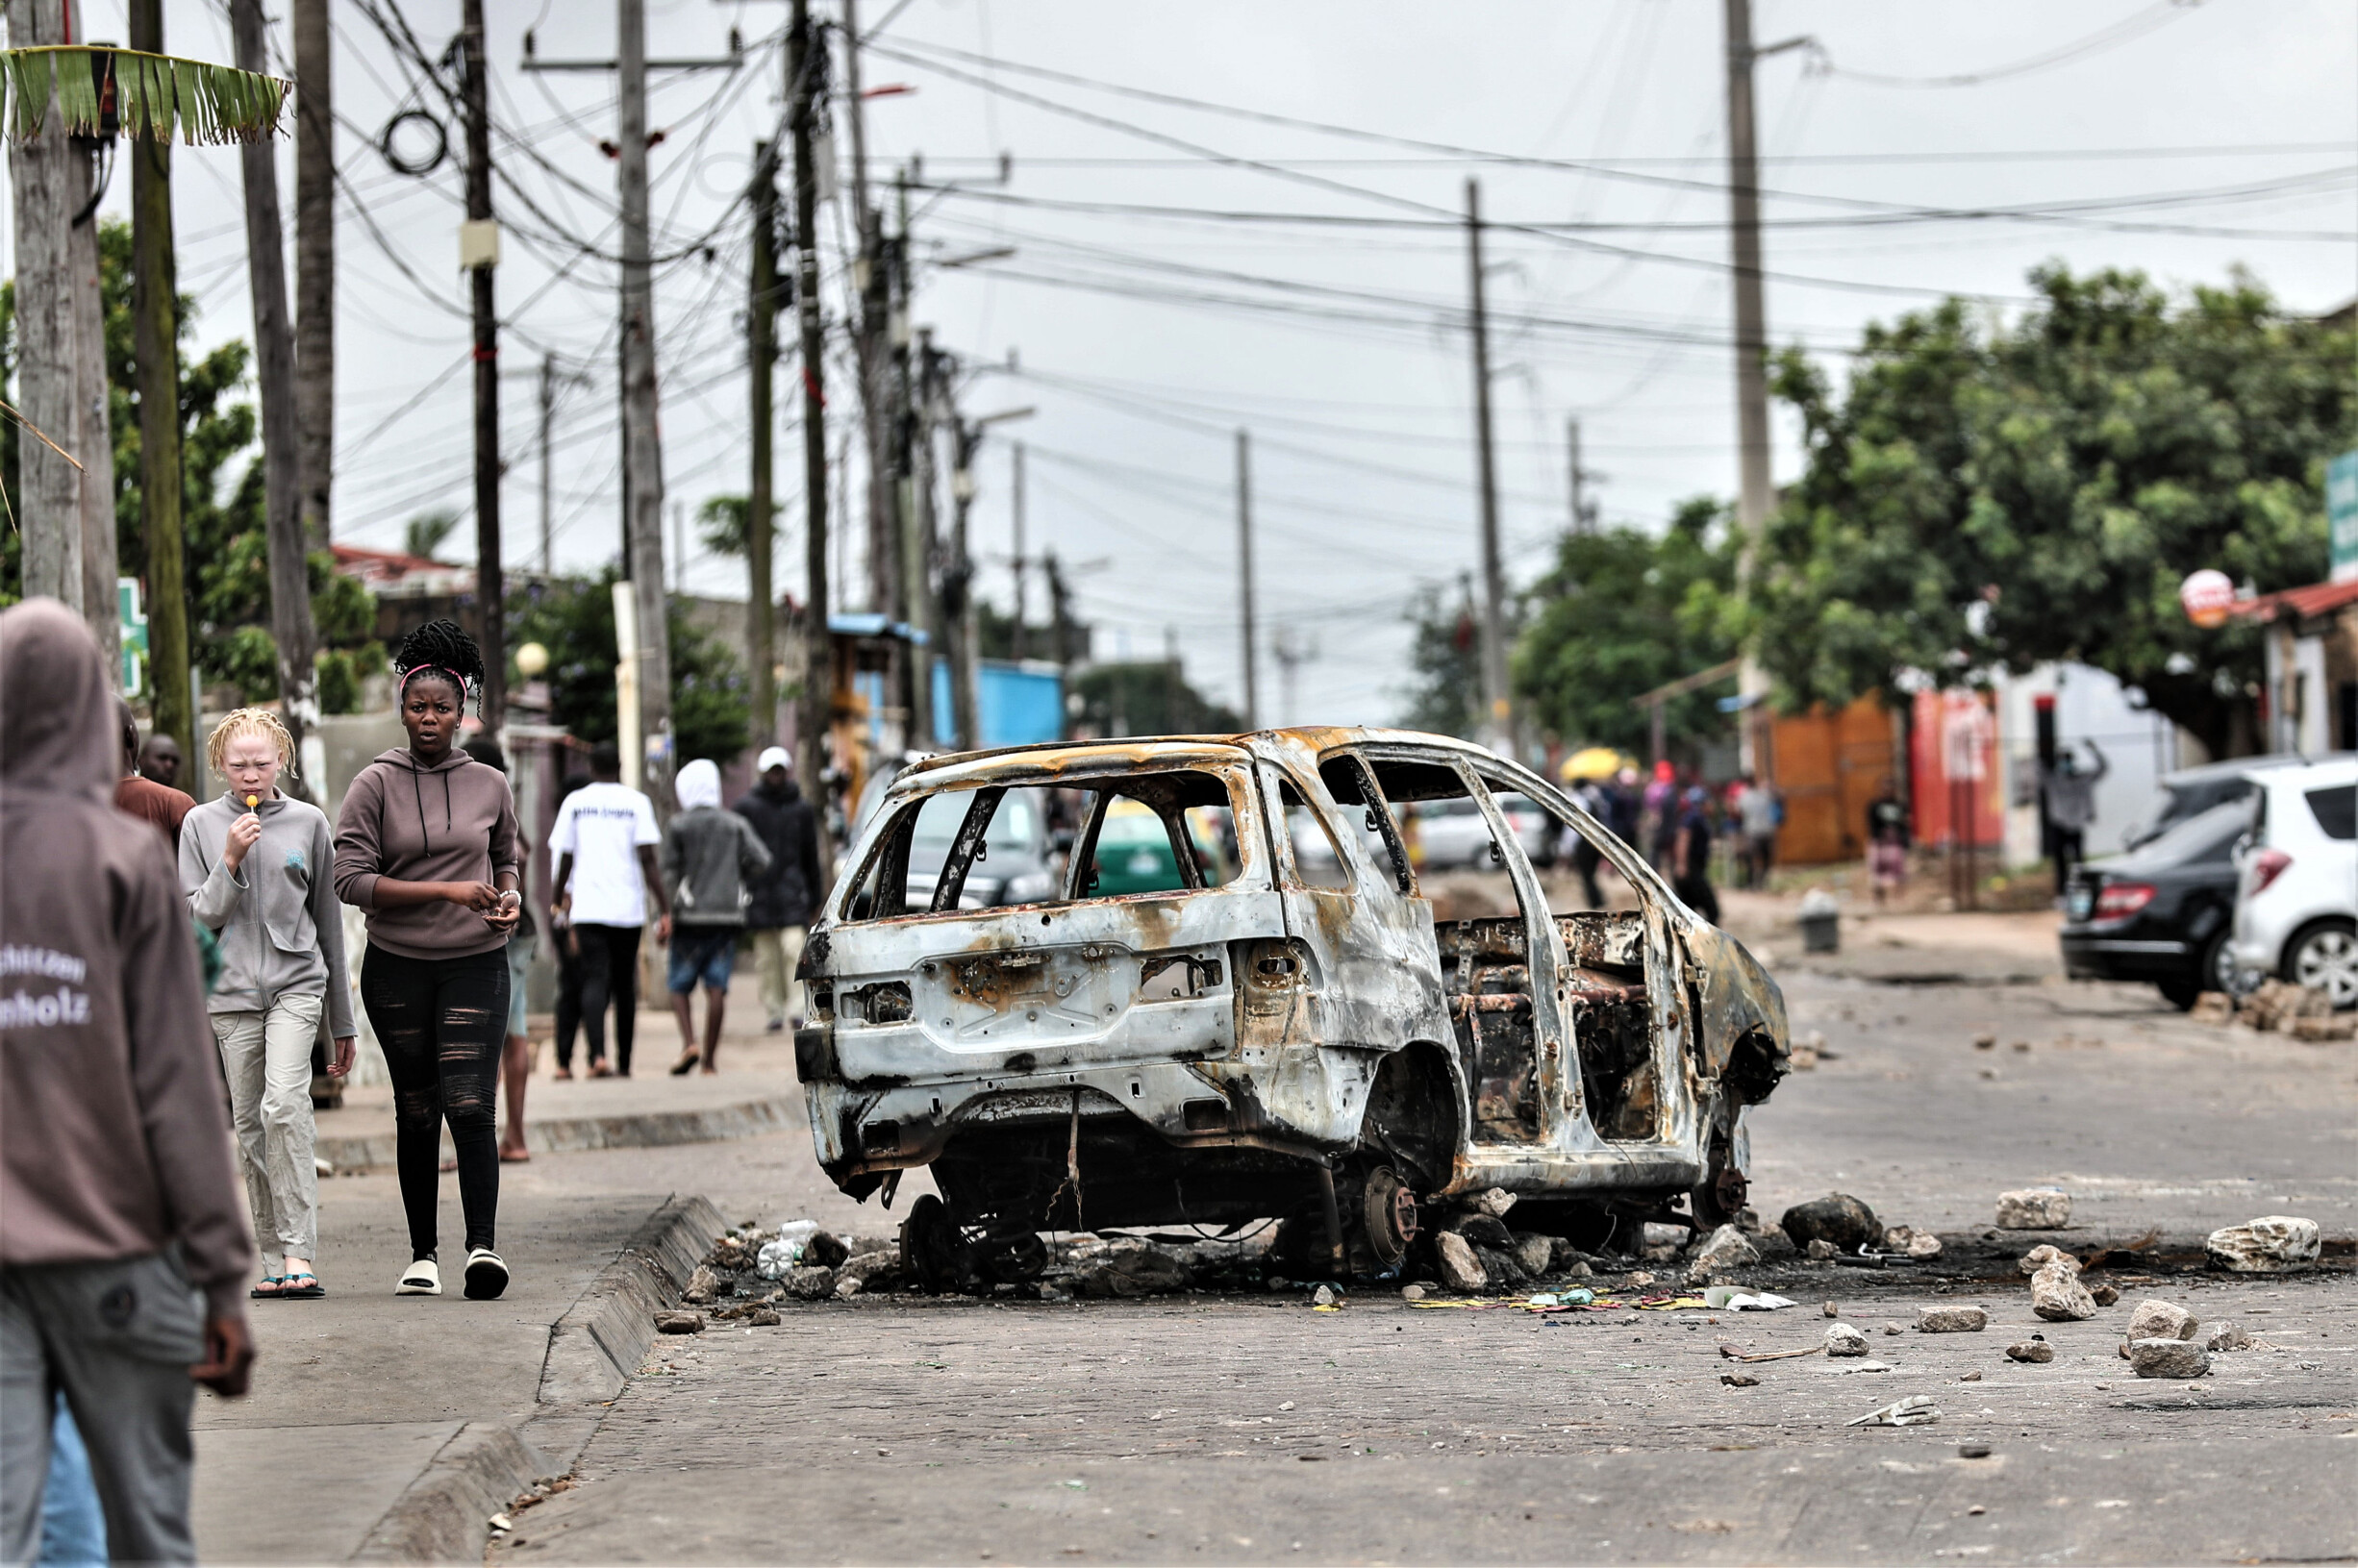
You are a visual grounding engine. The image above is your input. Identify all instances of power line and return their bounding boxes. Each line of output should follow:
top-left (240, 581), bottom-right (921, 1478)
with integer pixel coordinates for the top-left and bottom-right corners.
top-left (1820, 0), bottom-right (2212, 88)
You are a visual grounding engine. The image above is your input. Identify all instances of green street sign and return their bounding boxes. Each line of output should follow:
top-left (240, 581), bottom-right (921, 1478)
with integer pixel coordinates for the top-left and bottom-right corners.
top-left (2330, 449), bottom-right (2358, 585)
top-left (118, 576), bottom-right (147, 697)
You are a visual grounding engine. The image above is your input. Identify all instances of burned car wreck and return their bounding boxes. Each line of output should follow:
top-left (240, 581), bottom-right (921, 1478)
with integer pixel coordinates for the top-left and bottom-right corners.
top-left (793, 728), bottom-right (1789, 1289)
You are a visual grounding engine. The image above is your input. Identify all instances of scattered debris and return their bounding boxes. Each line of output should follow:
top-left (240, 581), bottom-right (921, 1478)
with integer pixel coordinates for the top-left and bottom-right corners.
top-left (2017, 1244), bottom-right (2076, 1277)
top-left (2188, 991), bottom-right (2234, 1025)
top-left (1828, 1358), bottom-right (1894, 1375)
top-left (1780, 1193), bottom-right (1882, 1253)
top-left (1515, 1236), bottom-right (1556, 1277)
top-left (2202, 1321), bottom-right (2250, 1352)
top-left (1640, 1222), bottom-right (1689, 1261)
top-left (681, 1264), bottom-right (718, 1306)
top-left (1435, 1232), bottom-right (1487, 1293)
top-left (1806, 1239), bottom-right (1838, 1261)
top-left (2126, 1338), bottom-right (2211, 1379)
top-left (2290, 1012), bottom-right (2356, 1042)
top-left (1822, 1300), bottom-right (1840, 1317)
top-left (1971, 1033), bottom-right (1996, 1051)
top-left (653, 1310), bottom-right (704, 1334)
top-left (1719, 1343), bottom-right (1824, 1364)
top-left (1790, 1032), bottom-right (1824, 1070)
top-left (745, 1306), bottom-right (782, 1326)
top-left (1882, 1226), bottom-right (1944, 1259)
top-left (1702, 1287), bottom-right (1796, 1311)
top-left (1313, 1284), bottom-right (1338, 1307)
top-left (2006, 1337), bottom-right (2054, 1363)
top-left (1685, 1224), bottom-right (1760, 1282)
top-left (2237, 980), bottom-right (2338, 1034)
top-left (1720, 1372), bottom-right (1760, 1387)
top-left (2124, 1300), bottom-right (2198, 1342)
top-left (1960, 1370), bottom-right (1983, 1381)
top-left (1825, 1322), bottom-right (1870, 1357)
top-left (1882, 1322), bottom-right (1904, 1336)
top-left (1624, 1271), bottom-right (1657, 1289)
top-left (2090, 1283), bottom-right (2120, 1307)
top-left (756, 1220), bottom-right (822, 1279)
top-left (2030, 1260), bottom-right (2098, 1322)
top-left (2205, 1215), bottom-right (2320, 1274)
top-left (1848, 1396), bottom-right (1940, 1428)
top-left (2011, 1039), bottom-right (2032, 1054)
top-left (1918, 1306), bottom-right (1988, 1333)
top-left (1958, 1442), bottom-right (1992, 1458)
top-left (1471, 1187), bottom-right (1518, 1219)
top-left (1076, 1245), bottom-right (1193, 1299)
top-left (488, 1513), bottom-right (513, 1534)
top-left (1401, 1283), bottom-right (1426, 1302)
top-left (783, 1266), bottom-right (837, 1301)
top-left (1995, 1189), bottom-right (2071, 1230)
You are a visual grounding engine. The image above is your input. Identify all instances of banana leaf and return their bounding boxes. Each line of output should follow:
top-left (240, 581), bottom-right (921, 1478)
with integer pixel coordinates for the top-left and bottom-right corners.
top-left (1, 44), bottom-right (289, 145)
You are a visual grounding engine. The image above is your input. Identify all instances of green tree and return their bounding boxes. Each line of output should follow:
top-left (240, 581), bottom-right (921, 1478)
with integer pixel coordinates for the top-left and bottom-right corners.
top-left (402, 508), bottom-right (460, 562)
top-left (2, 220), bottom-right (381, 709)
top-left (1513, 498), bottom-right (1742, 756)
top-left (508, 568), bottom-right (751, 764)
top-left (1748, 264), bottom-right (2354, 755)
top-left (1398, 581), bottom-right (1485, 738)
top-left (694, 492), bottom-right (775, 560)
top-left (1072, 660), bottom-right (1242, 737)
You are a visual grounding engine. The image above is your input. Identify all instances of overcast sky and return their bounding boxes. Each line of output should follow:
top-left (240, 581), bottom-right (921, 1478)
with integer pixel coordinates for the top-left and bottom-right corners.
top-left (39, 0), bottom-right (2358, 728)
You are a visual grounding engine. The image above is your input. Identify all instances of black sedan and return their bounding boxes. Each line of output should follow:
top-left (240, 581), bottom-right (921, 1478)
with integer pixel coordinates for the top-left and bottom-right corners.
top-left (2060, 800), bottom-right (2248, 1008)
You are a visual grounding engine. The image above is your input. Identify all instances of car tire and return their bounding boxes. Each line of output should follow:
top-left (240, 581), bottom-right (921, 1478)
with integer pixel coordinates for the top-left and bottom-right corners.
top-left (2284, 918), bottom-right (2358, 1010)
top-left (2161, 932), bottom-right (2238, 1010)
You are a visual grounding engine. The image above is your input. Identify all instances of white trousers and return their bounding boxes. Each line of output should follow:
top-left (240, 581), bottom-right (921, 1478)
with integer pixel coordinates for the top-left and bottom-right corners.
top-left (211, 993), bottom-right (324, 1264)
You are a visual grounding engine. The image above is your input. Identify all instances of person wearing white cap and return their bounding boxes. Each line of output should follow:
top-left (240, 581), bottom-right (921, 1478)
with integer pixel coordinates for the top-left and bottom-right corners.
top-left (659, 759), bottom-right (770, 1074)
top-left (732, 746), bottom-right (824, 1033)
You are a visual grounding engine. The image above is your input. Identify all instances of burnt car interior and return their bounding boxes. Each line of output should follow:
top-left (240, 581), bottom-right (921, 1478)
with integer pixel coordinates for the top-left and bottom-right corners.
top-left (1321, 753), bottom-right (1662, 1146)
top-left (839, 770), bottom-right (1245, 922)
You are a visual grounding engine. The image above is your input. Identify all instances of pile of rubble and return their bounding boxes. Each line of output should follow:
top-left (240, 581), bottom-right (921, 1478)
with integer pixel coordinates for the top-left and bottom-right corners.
top-left (2188, 981), bottom-right (2354, 1040)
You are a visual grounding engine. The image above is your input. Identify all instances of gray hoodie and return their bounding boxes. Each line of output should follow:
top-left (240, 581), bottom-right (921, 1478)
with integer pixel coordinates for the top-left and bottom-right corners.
top-left (182, 789), bottom-right (356, 1036)
top-left (0, 599), bottom-right (254, 1317)
top-left (660, 808), bottom-right (772, 929)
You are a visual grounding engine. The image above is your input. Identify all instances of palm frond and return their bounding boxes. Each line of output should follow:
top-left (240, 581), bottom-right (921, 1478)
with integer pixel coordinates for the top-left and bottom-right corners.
top-left (0, 45), bottom-right (290, 146)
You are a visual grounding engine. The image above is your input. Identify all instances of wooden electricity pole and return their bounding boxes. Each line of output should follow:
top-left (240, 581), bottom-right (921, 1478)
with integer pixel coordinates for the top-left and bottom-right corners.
top-left (746, 140), bottom-right (780, 750)
top-left (128, 0), bottom-right (191, 770)
top-left (788, 0), bottom-right (832, 837)
top-left (8, 0), bottom-right (82, 610)
top-left (1466, 178), bottom-right (1510, 757)
top-left (460, 0), bottom-right (504, 734)
top-left (230, 0), bottom-right (319, 780)
top-left (1235, 428), bottom-right (1258, 730)
top-left (617, 0), bottom-right (671, 805)
top-left (292, 0), bottom-right (334, 548)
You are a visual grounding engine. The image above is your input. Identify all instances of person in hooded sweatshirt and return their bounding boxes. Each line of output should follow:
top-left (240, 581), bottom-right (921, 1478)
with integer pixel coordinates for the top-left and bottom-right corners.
top-left (332, 620), bottom-right (523, 1301)
top-left (732, 746), bottom-right (823, 1033)
top-left (1, 599), bottom-right (256, 1564)
top-left (659, 759), bottom-right (770, 1075)
top-left (181, 708), bottom-right (358, 1301)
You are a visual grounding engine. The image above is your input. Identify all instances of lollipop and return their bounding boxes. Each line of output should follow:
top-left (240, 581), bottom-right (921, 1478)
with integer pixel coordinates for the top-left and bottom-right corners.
top-left (244, 794), bottom-right (260, 810)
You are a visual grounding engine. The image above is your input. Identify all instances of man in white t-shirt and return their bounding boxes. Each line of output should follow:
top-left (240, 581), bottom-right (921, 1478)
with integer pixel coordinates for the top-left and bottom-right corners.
top-left (548, 742), bottom-right (666, 1078)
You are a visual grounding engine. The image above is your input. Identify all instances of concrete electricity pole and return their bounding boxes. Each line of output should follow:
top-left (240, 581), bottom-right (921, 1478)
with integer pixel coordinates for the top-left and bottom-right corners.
top-left (128, 0), bottom-right (192, 771)
top-left (1568, 417), bottom-right (1600, 535)
top-left (1465, 178), bottom-right (1511, 756)
top-left (840, 0), bottom-right (895, 619)
top-left (787, 0), bottom-right (833, 829)
top-left (8, 0), bottom-right (84, 610)
top-left (745, 140), bottom-right (782, 751)
top-left (1235, 429), bottom-right (1259, 730)
top-left (292, 0), bottom-right (333, 549)
top-left (230, 0), bottom-right (320, 784)
top-left (616, 0), bottom-right (672, 806)
top-left (1010, 441), bottom-right (1029, 661)
top-left (458, 0), bottom-right (504, 734)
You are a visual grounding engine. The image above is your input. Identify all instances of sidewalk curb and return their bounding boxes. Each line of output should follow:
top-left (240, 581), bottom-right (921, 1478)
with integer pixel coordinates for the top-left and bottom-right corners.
top-left (317, 1099), bottom-right (794, 1173)
top-left (349, 1193), bottom-right (728, 1563)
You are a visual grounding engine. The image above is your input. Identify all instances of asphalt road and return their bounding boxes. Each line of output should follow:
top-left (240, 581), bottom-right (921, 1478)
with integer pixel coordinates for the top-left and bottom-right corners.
top-left (484, 968), bottom-right (2357, 1565)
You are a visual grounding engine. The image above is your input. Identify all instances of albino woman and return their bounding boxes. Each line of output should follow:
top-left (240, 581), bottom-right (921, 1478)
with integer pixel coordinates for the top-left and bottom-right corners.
top-left (180, 709), bottom-right (357, 1299)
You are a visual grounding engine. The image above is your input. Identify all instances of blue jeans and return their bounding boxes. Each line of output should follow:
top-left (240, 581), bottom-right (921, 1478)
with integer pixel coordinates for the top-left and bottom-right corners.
top-left (39, 1396), bottom-right (105, 1565)
top-left (666, 929), bottom-right (738, 994)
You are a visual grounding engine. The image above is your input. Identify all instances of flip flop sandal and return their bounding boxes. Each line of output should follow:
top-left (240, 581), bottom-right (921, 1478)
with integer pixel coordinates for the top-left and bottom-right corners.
top-left (250, 1276), bottom-right (288, 1299)
top-left (280, 1272), bottom-right (326, 1299)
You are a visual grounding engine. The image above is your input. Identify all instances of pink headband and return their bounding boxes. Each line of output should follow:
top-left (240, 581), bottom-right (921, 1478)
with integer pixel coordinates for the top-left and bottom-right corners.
top-left (401, 664), bottom-right (469, 693)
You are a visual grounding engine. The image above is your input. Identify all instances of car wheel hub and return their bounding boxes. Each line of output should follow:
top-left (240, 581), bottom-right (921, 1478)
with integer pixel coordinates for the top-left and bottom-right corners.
top-left (2295, 930), bottom-right (2358, 1007)
top-left (1360, 1164), bottom-right (1419, 1267)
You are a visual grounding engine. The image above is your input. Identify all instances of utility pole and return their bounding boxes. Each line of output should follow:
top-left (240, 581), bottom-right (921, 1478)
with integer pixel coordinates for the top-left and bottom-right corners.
top-left (1009, 441), bottom-right (1028, 660)
top-left (66, 12), bottom-right (117, 659)
top-left (1723, 0), bottom-right (1775, 543)
top-left (787, 0), bottom-right (833, 836)
top-left (128, 0), bottom-right (191, 773)
top-left (841, 0), bottom-right (895, 619)
top-left (8, 0), bottom-right (82, 610)
top-left (945, 416), bottom-right (979, 749)
top-left (1465, 178), bottom-right (1511, 758)
top-left (617, 0), bottom-right (671, 805)
top-left (1235, 428), bottom-right (1259, 730)
top-left (1045, 552), bottom-right (1073, 679)
top-left (292, 0), bottom-right (333, 548)
top-left (231, 0), bottom-right (320, 786)
top-left (458, 0), bottom-right (504, 734)
top-left (537, 355), bottom-right (555, 575)
top-left (746, 139), bottom-right (781, 750)
top-left (902, 315), bottom-right (938, 751)
top-left (1568, 417), bottom-right (1600, 535)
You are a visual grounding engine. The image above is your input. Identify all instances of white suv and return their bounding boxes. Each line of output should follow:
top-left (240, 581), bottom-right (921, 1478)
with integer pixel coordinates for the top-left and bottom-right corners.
top-left (2231, 759), bottom-right (2357, 1008)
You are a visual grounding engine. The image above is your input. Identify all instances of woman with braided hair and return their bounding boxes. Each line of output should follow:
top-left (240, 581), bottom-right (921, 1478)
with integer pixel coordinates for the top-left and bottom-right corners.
top-left (181, 708), bottom-right (357, 1300)
top-left (332, 620), bottom-right (523, 1300)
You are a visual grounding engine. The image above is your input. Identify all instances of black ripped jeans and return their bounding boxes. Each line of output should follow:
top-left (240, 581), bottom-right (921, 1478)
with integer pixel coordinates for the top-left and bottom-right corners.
top-left (361, 944), bottom-right (508, 1259)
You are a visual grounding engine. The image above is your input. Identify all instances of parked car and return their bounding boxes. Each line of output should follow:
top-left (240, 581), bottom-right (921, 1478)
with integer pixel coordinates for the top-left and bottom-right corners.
top-left (2120, 754), bottom-right (2348, 852)
top-left (2229, 759), bottom-right (2357, 1009)
top-left (1410, 791), bottom-right (1556, 869)
top-left (899, 784), bottom-right (1061, 911)
top-left (1086, 797), bottom-right (1233, 895)
top-left (792, 728), bottom-right (1790, 1289)
top-left (2059, 800), bottom-right (2248, 1008)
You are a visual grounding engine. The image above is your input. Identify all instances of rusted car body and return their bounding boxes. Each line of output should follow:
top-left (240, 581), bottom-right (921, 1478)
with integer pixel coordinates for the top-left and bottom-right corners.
top-left (794, 728), bottom-right (1788, 1279)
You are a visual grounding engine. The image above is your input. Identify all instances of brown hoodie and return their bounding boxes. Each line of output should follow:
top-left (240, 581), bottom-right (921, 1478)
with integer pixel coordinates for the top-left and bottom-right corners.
top-left (1, 599), bottom-right (254, 1317)
top-left (334, 746), bottom-right (521, 959)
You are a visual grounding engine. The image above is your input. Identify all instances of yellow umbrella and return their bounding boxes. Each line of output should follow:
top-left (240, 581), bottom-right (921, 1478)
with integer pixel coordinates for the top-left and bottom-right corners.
top-left (1560, 747), bottom-right (1632, 783)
